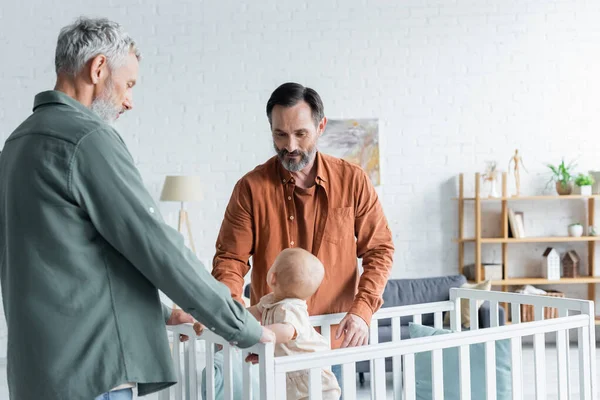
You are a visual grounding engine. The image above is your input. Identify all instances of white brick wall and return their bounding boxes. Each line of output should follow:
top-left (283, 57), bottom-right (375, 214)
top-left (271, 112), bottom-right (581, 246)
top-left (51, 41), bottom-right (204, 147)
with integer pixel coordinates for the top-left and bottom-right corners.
top-left (1, 0), bottom-right (600, 357)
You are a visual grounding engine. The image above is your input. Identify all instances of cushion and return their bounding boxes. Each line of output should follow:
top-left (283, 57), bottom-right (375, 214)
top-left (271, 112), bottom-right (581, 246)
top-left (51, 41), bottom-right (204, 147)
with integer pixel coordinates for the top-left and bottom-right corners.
top-left (380, 275), bottom-right (467, 326)
top-left (409, 323), bottom-right (512, 400)
top-left (443, 280), bottom-right (491, 328)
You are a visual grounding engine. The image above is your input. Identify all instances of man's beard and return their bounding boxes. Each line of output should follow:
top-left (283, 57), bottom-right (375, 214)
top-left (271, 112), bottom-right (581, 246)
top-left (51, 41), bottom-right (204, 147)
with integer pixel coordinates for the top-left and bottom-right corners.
top-left (90, 77), bottom-right (122, 124)
top-left (274, 143), bottom-right (317, 172)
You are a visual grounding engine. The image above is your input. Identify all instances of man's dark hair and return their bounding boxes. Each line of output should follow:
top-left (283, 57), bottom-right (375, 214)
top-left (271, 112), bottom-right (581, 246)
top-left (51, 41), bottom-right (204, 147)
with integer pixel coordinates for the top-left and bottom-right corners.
top-left (266, 82), bottom-right (324, 127)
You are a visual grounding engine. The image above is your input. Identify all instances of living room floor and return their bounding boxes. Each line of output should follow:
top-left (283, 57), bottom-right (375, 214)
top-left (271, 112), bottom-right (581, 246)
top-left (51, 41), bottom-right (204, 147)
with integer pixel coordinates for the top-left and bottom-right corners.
top-left (0, 345), bottom-right (595, 399)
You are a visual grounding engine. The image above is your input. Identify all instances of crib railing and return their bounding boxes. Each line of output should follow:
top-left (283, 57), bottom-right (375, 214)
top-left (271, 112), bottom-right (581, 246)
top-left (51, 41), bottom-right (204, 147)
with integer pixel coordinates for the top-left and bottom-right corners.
top-left (162, 288), bottom-right (597, 400)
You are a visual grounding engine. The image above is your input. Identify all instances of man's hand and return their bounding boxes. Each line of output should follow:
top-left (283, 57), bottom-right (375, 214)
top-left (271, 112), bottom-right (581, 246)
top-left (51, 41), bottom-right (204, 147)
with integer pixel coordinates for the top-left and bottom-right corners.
top-left (166, 308), bottom-right (202, 342)
top-left (336, 313), bottom-right (369, 348)
top-left (244, 326), bottom-right (276, 364)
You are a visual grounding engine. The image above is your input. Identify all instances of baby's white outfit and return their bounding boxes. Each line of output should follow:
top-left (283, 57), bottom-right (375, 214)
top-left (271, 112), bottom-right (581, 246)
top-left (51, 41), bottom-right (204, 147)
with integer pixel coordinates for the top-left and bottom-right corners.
top-left (257, 293), bottom-right (341, 400)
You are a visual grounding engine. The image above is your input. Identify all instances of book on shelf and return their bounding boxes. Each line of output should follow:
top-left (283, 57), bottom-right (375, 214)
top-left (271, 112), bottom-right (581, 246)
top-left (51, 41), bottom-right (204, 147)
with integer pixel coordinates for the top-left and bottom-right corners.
top-left (515, 211), bottom-right (525, 238)
top-left (508, 209), bottom-right (525, 238)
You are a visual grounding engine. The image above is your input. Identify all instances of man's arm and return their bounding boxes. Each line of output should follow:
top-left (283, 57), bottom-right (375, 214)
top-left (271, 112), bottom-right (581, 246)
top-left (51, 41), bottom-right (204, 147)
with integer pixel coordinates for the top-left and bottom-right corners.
top-left (211, 178), bottom-right (255, 303)
top-left (349, 169), bottom-right (395, 325)
top-left (69, 128), bottom-right (262, 348)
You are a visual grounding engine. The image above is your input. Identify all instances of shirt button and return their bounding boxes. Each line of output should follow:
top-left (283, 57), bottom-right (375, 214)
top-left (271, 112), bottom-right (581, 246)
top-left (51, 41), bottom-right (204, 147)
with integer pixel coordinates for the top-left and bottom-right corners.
top-left (290, 178), bottom-right (295, 183)
top-left (149, 207), bottom-right (155, 213)
top-left (288, 196), bottom-right (292, 200)
top-left (290, 241), bottom-right (295, 246)
top-left (282, 179), bottom-right (286, 183)
top-left (211, 327), bottom-right (216, 331)
top-left (289, 216), bottom-right (294, 220)
top-left (218, 244), bottom-right (222, 248)
top-left (232, 341), bottom-right (238, 345)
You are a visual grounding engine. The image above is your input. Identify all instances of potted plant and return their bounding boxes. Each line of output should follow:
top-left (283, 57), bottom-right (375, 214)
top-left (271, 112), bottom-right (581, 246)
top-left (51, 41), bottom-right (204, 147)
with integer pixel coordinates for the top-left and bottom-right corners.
top-left (546, 159), bottom-right (576, 195)
top-left (574, 173), bottom-right (595, 196)
top-left (568, 222), bottom-right (584, 237)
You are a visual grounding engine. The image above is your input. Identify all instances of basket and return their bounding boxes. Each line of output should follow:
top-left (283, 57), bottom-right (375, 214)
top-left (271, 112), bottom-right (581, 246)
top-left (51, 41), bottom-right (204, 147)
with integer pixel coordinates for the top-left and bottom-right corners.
top-left (520, 290), bottom-right (565, 322)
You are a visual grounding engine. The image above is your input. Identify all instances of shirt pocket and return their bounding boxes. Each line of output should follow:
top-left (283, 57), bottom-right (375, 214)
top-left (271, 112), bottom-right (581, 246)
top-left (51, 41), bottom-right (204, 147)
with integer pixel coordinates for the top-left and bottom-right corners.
top-left (322, 207), bottom-right (354, 245)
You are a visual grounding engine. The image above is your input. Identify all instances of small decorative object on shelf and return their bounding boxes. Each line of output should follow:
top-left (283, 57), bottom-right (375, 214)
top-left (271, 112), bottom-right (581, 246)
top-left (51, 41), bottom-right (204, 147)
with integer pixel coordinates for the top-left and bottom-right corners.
top-left (568, 222), bottom-right (584, 237)
top-left (589, 225), bottom-right (598, 236)
top-left (546, 158), bottom-right (576, 195)
top-left (562, 250), bottom-right (581, 278)
top-left (542, 247), bottom-right (561, 280)
top-left (482, 161), bottom-right (499, 198)
top-left (574, 173), bottom-right (595, 196)
top-left (508, 149), bottom-right (527, 196)
top-left (464, 263), bottom-right (503, 281)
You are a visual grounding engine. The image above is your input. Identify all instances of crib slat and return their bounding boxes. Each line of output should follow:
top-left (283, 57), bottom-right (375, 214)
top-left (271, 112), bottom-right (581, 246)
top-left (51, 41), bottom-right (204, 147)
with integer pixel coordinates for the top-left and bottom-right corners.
top-left (556, 329), bottom-right (569, 400)
top-left (458, 345), bottom-right (471, 400)
top-left (173, 337), bottom-right (183, 400)
top-left (490, 301), bottom-right (499, 328)
top-left (557, 308), bottom-right (571, 396)
top-left (403, 354), bottom-right (416, 400)
top-left (434, 312), bottom-right (443, 329)
top-left (413, 314), bottom-right (422, 325)
top-left (321, 323), bottom-right (332, 346)
top-left (206, 343), bottom-right (215, 400)
top-left (259, 342), bottom-right (276, 400)
top-left (485, 341), bottom-right (496, 400)
top-left (341, 363), bottom-right (357, 400)
top-left (309, 368), bottom-right (323, 398)
top-left (186, 338), bottom-right (198, 400)
top-left (534, 306), bottom-right (544, 321)
top-left (510, 336), bottom-right (523, 400)
top-left (223, 345), bottom-right (234, 400)
top-left (431, 349), bottom-right (444, 400)
top-left (369, 320), bottom-right (383, 399)
top-left (275, 372), bottom-right (286, 400)
top-left (533, 333), bottom-right (546, 399)
top-left (242, 350), bottom-right (253, 400)
top-left (391, 316), bottom-right (403, 400)
top-left (469, 299), bottom-right (478, 330)
top-left (511, 303), bottom-right (521, 325)
top-left (578, 326), bottom-right (592, 399)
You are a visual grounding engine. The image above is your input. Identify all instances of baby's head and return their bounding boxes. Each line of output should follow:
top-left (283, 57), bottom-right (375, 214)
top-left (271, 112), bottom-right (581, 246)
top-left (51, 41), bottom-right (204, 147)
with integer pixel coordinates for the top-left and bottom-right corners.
top-left (267, 248), bottom-right (324, 300)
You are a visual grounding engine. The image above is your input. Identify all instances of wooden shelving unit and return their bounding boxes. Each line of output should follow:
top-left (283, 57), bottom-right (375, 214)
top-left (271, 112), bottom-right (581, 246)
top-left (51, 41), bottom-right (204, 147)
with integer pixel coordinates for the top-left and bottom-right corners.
top-left (456, 172), bottom-right (599, 324)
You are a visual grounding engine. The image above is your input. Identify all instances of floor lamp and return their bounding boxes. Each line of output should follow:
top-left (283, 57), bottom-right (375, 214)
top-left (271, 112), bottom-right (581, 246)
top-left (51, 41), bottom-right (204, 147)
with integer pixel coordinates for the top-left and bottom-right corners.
top-left (160, 175), bottom-right (203, 254)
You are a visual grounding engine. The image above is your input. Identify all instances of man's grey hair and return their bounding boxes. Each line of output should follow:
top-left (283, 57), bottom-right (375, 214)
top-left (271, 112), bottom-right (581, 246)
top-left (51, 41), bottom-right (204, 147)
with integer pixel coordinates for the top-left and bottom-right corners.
top-left (55, 17), bottom-right (141, 76)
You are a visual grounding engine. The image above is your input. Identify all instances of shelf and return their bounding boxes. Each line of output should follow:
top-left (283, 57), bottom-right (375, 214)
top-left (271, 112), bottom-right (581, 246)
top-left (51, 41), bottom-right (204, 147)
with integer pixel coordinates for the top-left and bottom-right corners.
top-left (454, 236), bottom-right (600, 243)
top-left (469, 277), bottom-right (600, 285)
top-left (454, 195), bottom-right (600, 201)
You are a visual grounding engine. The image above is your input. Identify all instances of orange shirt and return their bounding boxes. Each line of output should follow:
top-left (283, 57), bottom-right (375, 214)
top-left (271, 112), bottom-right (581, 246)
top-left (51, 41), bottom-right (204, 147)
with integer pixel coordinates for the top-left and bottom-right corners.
top-left (212, 152), bottom-right (394, 344)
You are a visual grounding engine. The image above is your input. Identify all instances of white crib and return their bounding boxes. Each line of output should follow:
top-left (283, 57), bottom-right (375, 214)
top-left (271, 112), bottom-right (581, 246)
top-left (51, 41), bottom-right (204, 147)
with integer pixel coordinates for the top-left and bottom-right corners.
top-left (161, 288), bottom-right (597, 399)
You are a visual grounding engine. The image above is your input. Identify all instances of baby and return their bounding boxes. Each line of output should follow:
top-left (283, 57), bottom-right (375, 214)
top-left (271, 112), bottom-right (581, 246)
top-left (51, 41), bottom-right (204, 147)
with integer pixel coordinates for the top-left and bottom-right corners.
top-left (201, 248), bottom-right (341, 400)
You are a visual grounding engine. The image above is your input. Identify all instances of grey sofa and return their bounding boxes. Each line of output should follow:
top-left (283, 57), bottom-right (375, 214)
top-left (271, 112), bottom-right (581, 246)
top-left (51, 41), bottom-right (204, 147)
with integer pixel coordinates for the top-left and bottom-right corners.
top-left (356, 274), bottom-right (506, 382)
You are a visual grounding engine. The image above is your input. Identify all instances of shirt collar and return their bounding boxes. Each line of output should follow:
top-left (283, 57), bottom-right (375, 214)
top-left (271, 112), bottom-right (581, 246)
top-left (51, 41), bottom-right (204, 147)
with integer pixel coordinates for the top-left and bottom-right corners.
top-left (276, 151), bottom-right (328, 186)
top-left (33, 90), bottom-right (102, 122)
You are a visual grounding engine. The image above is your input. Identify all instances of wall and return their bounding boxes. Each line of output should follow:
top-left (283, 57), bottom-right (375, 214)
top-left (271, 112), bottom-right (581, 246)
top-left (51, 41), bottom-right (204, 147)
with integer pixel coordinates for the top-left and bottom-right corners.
top-left (1, 0), bottom-right (600, 356)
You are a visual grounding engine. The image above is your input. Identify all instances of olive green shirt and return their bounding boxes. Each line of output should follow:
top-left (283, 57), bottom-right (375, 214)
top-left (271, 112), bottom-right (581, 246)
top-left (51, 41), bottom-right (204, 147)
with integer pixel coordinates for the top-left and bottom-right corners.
top-left (0, 91), bottom-right (262, 399)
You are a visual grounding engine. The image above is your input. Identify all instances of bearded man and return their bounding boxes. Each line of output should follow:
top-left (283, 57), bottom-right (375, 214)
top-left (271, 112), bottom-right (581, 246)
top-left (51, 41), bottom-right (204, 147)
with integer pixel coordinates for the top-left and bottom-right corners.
top-left (0, 17), bottom-right (273, 400)
top-left (211, 82), bottom-right (395, 390)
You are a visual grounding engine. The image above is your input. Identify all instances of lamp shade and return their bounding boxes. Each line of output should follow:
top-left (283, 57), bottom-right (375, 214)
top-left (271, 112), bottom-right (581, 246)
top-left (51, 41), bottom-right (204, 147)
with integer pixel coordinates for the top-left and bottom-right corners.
top-left (160, 176), bottom-right (203, 202)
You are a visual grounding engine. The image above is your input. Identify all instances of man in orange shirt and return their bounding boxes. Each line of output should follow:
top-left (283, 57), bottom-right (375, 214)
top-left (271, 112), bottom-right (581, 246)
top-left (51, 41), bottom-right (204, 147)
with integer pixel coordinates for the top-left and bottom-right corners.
top-left (212, 82), bottom-right (394, 376)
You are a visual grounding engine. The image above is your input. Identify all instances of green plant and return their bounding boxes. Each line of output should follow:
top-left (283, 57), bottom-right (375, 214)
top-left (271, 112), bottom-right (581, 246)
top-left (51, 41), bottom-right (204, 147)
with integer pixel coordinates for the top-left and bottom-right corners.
top-left (574, 173), bottom-right (595, 187)
top-left (546, 159), bottom-right (576, 189)
top-left (569, 222), bottom-right (583, 227)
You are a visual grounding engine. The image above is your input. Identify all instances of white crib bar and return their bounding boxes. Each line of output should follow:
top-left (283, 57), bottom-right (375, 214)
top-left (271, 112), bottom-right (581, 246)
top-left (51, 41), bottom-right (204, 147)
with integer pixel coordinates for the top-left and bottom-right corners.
top-left (184, 338), bottom-right (198, 400)
top-left (533, 333), bottom-right (546, 399)
top-left (309, 368), bottom-right (323, 398)
top-left (413, 314), bottom-right (422, 325)
top-left (556, 328), bottom-right (569, 400)
top-left (485, 341), bottom-right (496, 400)
top-left (557, 308), bottom-right (571, 399)
top-left (242, 350), bottom-right (253, 400)
top-left (489, 300), bottom-right (499, 327)
top-left (173, 338), bottom-right (183, 400)
top-left (205, 343), bottom-right (215, 400)
top-left (582, 301), bottom-right (597, 399)
top-left (391, 316), bottom-right (403, 400)
top-left (432, 348), bottom-right (444, 400)
top-left (579, 326), bottom-right (592, 399)
top-left (509, 301), bottom-right (523, 400)
top-left (341, 362), bottom-right (357, 400)
top-left (275, 371), bottom-right (286, 400)
top-left (223, 345), bottom-right (234, 400)
top-left (403, 353), bottom-right (416, 400)
top-left (469, 299), bottom-right (478, 329)
top-left (434, 311), bottom-right (443, 329)
top-left (369, 319), bottom-right (386, 398)
top-left (458, 344), bottom-right (471, 400)
top-left (258, 342), bottom-right (276, 400)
